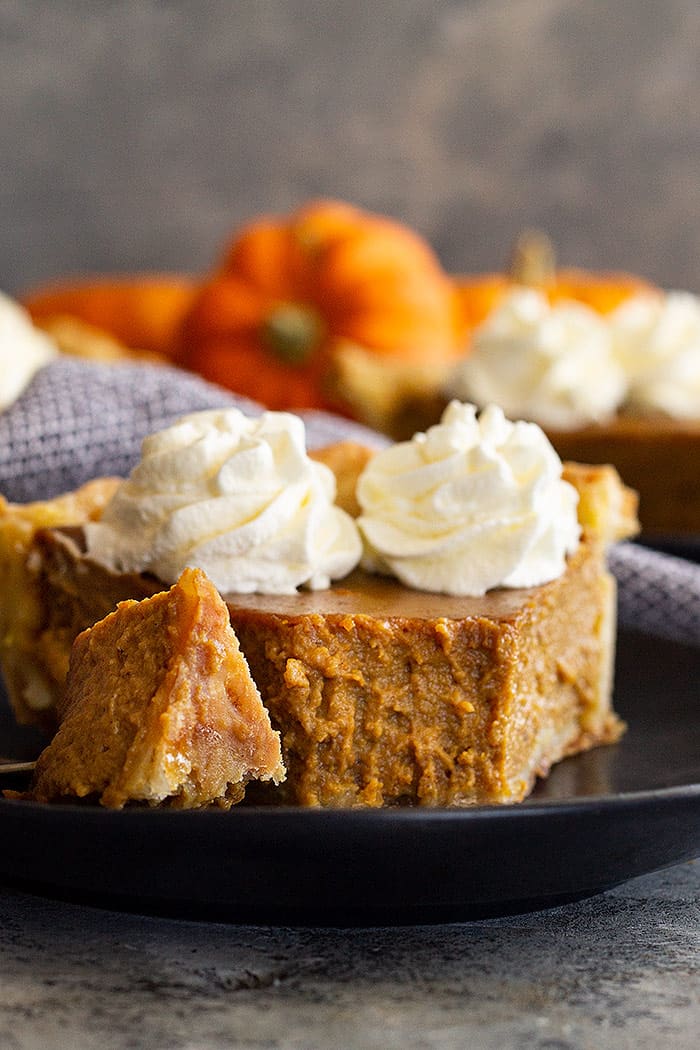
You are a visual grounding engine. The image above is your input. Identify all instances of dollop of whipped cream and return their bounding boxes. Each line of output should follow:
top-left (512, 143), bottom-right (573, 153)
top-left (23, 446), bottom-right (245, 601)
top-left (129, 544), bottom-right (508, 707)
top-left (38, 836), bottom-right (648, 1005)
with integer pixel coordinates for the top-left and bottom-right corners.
top-left (85, 408), bottom-right (362, 594)
top-left (610, 291), bottom-right (700, 417)
top-left (0, 291), bottom-right (57, 410)
top-left (356, 401), bottom-right (580, 596)
top-left (446, 288), bottom-right (626, 429)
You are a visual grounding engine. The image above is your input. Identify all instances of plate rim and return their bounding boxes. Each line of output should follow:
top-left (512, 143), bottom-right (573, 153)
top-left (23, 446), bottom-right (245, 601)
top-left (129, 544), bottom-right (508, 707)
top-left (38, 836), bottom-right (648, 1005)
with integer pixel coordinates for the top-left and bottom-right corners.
top-left (1, 776), bottom-right (699, 822)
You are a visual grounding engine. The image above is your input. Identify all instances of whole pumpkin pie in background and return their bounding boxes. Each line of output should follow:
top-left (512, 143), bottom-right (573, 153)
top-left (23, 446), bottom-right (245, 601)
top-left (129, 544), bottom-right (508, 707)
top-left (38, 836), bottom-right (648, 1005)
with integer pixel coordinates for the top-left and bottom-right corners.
top-left (0, 405), bottom-right (638, 808)
top-left (25, 567), bottom-right (285, 808)
top-left (447, 232), bottom-right (700, 537)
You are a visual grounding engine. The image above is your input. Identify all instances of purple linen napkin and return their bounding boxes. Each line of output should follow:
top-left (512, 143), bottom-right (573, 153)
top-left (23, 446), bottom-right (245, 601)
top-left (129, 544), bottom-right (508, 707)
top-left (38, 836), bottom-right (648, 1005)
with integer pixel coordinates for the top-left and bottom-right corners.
top-left (609, 542), bottom-right (700, 647)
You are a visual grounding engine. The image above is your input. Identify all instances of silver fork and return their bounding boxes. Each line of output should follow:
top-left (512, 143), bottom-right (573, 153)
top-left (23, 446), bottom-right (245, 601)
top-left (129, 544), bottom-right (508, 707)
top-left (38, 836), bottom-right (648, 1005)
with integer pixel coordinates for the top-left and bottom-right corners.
top-left (0, 757), bottom-right (36, 774)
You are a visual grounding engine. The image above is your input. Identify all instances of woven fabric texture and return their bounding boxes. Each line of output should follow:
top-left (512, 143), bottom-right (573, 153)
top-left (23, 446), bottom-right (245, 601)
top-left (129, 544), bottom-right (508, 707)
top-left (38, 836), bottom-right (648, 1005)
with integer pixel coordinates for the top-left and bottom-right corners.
top-left (1, 357), bottom-right (698, 647)
top-left (610, 543), bottom-right (700, 647)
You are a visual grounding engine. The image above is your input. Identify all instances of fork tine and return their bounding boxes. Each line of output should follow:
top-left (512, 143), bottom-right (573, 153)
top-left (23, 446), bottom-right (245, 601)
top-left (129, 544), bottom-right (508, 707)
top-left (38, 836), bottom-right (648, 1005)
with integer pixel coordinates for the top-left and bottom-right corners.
top-left (0, 759), bottom-right (36, 774)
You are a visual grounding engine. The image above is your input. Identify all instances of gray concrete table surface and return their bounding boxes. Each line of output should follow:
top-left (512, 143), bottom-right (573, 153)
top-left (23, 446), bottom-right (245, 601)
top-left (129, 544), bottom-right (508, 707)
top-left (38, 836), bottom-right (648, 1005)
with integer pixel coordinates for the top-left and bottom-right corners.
top-left (0, 860), bottom-right (697, 1050)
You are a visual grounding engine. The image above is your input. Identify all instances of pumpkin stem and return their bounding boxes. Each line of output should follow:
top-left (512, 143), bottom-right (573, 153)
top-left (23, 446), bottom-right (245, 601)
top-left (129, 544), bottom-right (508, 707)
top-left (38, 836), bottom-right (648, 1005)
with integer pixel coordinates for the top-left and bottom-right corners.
top-left (263, 304), bottom-right (325, 365)
top-left (508, 229), bottom-right (556, 287)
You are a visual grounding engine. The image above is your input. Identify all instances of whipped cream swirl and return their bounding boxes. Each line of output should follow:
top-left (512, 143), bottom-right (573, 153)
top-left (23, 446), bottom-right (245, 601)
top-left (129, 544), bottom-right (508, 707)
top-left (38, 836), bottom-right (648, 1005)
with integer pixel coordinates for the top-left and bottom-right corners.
top-left (610, 291), bottom-right (700, 418)
top-left (446, 288), bottom-right (626, 429)
top-left (356, 401), bottom-right (580, 596)
top-left (85, 409), bottom-right (362, 594)
top-left (0, 291), bottom-right (57, 410)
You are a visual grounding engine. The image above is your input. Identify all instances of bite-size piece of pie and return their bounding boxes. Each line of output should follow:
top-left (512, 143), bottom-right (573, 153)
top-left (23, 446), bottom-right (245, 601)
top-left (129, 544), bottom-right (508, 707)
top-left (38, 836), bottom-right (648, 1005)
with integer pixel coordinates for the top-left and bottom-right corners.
top-left (22, 566), bottom-right (284, 808)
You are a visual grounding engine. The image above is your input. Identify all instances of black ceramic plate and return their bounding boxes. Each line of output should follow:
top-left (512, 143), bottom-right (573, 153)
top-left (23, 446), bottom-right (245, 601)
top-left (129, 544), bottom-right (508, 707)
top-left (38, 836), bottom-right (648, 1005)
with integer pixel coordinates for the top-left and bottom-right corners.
top-left (0, 629), bottom-right (698, 926)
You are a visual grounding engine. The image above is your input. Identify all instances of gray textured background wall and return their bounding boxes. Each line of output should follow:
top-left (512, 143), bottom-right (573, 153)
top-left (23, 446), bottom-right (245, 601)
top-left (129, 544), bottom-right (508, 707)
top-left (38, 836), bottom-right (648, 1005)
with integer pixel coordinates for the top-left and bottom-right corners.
top-left (2, 0), bottom-right (700, 294)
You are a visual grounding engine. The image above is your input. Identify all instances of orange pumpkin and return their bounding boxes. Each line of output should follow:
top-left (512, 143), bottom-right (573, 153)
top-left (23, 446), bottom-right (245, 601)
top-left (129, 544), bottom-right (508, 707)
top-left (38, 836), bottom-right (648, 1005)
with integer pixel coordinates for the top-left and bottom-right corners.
top-left (455, 230), bottom-right (652, 332)
top-left (176, 200), bottom-right (463, 414)
top-left (23, 275), bottom-right (197, 359)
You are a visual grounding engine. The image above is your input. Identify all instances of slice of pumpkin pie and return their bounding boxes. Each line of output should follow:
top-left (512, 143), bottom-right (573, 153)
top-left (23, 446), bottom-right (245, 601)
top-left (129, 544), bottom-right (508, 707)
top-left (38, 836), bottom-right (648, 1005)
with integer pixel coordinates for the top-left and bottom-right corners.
top-left (27, 567), bottom-right (285, 808)
top-left (0, 408), bottom-right (638, 808)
